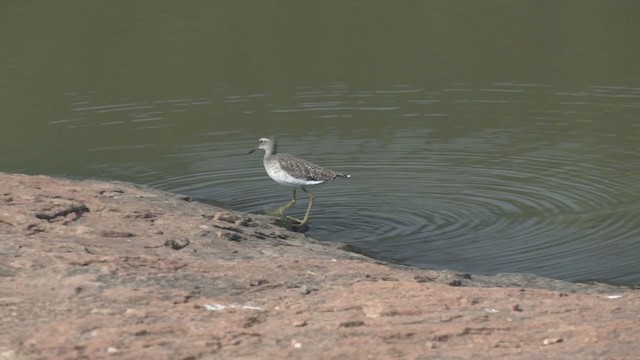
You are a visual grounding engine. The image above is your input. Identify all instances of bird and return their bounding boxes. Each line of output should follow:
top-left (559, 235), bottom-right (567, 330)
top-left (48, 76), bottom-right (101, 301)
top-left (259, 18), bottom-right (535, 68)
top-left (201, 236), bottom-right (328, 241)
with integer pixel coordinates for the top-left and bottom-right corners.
top-left (248, 137), bottom-right (350, 225)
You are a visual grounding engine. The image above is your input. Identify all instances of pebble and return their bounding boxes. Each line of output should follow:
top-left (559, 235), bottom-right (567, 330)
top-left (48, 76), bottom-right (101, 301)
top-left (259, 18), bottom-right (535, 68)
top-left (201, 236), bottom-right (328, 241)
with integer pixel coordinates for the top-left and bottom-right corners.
top-left (293, 320), bottom-right (308, 327)
top-left (543, 337), bottom-right (563, 345)
top-left (213, 211), bottom-right (240, 223)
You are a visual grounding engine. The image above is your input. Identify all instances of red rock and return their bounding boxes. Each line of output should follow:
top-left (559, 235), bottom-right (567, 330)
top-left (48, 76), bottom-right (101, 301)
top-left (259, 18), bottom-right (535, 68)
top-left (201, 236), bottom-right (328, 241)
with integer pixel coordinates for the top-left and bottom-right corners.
top-left (0, 172), bottom-right (639, 359)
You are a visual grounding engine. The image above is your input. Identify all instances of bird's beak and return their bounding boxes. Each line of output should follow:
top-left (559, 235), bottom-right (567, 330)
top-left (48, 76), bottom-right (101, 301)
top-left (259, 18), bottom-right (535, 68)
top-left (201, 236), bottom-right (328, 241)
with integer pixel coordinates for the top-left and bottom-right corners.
top-left (248, 148), bottom-right (257, 155)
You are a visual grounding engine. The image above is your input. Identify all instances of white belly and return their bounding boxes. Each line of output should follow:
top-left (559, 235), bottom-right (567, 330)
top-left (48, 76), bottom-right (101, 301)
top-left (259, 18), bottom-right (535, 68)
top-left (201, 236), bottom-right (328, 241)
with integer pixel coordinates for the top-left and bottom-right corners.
top-left (264, 162), bottom-right (323, 187)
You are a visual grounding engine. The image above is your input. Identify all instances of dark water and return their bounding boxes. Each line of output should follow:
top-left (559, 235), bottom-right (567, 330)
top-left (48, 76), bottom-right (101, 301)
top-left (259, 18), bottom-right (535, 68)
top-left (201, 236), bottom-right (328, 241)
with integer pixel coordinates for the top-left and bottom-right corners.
top-left (2, 2), bottom-right (640, 285)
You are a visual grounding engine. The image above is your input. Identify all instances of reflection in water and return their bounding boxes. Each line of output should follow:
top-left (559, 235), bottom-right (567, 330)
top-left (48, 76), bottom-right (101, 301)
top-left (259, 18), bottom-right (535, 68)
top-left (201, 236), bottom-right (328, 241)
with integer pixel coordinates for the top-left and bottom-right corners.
top-left (34, 82), bottom-right (640, 285)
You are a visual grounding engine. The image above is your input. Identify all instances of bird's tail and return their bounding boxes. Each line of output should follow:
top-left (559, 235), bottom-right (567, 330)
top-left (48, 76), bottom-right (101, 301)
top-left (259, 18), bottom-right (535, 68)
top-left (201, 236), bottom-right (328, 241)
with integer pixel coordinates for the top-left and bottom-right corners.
top-left (336, 173), bottom-right (351, 179)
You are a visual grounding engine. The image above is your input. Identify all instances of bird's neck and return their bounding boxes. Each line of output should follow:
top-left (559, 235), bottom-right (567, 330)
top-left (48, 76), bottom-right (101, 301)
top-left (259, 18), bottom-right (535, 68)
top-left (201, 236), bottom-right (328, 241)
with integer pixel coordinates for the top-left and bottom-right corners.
top-left (264, 146), bottom-right (276, 158)
top-left (263, 150), bottom-right (275, 160)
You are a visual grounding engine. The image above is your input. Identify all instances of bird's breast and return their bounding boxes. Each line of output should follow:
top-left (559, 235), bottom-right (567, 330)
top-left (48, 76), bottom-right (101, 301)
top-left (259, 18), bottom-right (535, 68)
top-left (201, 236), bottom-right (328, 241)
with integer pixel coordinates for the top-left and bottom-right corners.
top-left (264, 161), bottom-right (323, 187)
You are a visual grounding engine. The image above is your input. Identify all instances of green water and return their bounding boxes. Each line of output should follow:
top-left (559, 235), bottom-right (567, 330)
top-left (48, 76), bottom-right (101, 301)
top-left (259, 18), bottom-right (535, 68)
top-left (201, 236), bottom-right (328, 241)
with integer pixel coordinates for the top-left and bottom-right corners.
top-left (2, 2), bottom-right (640, 284)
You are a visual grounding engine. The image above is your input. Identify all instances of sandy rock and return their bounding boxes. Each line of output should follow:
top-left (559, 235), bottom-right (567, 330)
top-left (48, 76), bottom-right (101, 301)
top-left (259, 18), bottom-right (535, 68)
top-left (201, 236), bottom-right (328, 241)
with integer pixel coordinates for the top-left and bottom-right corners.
top-left (0, 172), bottom-right (639, 359)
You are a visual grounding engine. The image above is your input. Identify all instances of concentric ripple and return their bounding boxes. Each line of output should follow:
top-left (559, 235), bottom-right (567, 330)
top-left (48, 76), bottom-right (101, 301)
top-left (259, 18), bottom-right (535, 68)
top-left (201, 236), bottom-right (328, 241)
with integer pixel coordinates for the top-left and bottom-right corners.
top-left (46, 83), bottom-right (640, 285)
top-left (316, 132), bottom-right (640, 285)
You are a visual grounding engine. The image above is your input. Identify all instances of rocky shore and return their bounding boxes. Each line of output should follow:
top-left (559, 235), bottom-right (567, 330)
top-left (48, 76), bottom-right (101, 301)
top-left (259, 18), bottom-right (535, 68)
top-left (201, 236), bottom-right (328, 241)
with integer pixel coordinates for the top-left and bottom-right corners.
top-left (1, 173), bottom-right (638, 359)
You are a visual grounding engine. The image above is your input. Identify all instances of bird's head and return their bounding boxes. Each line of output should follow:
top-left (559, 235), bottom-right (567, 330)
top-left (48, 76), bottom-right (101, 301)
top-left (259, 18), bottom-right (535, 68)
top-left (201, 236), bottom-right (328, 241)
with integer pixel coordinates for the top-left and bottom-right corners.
top-left (248, 137), bottom-right (277, 155)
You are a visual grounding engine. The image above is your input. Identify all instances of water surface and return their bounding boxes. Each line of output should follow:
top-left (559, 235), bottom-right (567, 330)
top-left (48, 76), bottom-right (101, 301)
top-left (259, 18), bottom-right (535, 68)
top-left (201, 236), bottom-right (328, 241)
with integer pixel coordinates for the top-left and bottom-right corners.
top-left (2, 2), bottom-right (639, 285)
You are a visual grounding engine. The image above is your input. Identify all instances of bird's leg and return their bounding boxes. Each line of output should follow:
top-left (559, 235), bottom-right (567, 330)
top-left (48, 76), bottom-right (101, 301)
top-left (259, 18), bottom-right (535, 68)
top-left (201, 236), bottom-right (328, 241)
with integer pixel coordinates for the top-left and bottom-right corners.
top-left (282, 188), bottom-right (298, 214)
top-left (287, 187), bottom-right (314, 225)
top-left (270, 188), bottom-right (297, 217)
top-left (299, 188), bottom-right (314, 225)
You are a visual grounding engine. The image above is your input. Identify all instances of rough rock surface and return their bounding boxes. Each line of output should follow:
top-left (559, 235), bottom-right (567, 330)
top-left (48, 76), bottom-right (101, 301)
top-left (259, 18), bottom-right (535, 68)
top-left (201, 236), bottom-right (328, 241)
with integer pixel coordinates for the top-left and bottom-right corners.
top-left (0, 173), bottom-right (638, 359)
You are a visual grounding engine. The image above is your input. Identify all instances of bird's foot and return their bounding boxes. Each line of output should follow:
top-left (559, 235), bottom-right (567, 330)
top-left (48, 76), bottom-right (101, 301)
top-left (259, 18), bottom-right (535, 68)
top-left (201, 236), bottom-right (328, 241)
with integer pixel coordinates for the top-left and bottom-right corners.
top-left (286, 216), bottom-right (308, 226)
top-left (266, 208), bottom-right (285, 217)
top-left (267, 205), bottom-right (291, 217)
top-left (267, 198), bottom-right (297, 217)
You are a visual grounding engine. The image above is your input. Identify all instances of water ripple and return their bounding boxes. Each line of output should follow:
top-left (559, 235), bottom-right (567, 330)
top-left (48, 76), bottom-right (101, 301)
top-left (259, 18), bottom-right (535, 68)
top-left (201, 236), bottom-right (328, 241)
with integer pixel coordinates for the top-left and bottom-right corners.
top-left (55, 83), bottom-right (640, 285)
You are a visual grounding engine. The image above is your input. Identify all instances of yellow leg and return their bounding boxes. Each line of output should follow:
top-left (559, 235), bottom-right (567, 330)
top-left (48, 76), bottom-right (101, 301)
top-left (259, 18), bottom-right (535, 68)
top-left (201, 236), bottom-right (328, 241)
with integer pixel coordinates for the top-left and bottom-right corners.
top-left (287, 187), bottom-right (314, 225)
top-left (267, 188), bottom-right (297, 216)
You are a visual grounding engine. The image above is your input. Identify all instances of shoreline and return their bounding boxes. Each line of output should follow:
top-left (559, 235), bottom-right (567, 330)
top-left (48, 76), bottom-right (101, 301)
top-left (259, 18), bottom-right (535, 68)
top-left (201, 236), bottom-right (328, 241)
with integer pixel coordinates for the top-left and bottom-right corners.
top-left (1, 172), bottom-right (638, 359)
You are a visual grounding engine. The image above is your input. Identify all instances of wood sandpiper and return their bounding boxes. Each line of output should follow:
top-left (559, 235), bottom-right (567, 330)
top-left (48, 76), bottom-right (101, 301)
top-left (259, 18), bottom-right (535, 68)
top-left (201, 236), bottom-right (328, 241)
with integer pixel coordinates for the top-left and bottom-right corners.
top-left (249, 137), bottom-right (350, 225)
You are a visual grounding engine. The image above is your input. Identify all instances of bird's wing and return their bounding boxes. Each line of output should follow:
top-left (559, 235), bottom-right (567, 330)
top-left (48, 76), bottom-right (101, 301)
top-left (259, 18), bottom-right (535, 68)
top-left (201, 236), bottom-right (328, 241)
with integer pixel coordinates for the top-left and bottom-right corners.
top-left (275, 153), bottom-right (338, 182)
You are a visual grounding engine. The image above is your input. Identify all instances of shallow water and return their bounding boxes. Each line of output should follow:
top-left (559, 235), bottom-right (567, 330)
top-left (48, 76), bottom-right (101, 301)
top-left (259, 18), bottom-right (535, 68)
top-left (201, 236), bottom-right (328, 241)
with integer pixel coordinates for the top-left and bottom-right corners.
top-left (2, 2), bottom-right (639, 284)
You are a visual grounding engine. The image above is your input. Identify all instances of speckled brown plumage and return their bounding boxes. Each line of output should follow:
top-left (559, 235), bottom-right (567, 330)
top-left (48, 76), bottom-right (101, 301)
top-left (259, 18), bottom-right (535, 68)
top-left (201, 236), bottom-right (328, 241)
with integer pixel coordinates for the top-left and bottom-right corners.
top-left (274, 153), bottom-right (348, 183)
